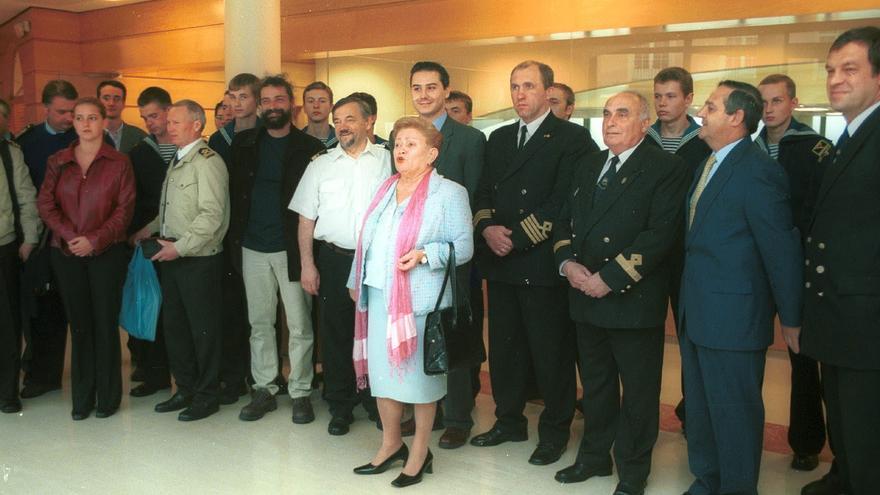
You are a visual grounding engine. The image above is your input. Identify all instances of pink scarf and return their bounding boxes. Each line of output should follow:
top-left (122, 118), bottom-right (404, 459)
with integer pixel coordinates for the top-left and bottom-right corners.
top-left (353, 171), bottom-right (432, 390)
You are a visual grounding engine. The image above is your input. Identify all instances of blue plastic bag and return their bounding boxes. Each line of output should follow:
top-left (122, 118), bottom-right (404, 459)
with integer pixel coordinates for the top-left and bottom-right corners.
top-left (119, 245), bottom-right (162, 342)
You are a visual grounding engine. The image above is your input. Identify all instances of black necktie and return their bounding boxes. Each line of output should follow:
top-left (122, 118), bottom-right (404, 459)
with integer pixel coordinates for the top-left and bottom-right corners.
top-left (518, 126), bottom-right (527, 149)
top-left (836, 129), bottom-right (850, 151)
top-left (593, 155), bottom-right (620, 206)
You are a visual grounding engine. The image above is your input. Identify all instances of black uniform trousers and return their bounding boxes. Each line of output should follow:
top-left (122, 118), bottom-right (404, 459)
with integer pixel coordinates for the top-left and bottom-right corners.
top-left (219, 256), bottom-right (250, 391)
top-left (0, 242), bottom-right (21, 404)
top-left (443, 265), bottom-right (484, 430)
top-left (575, 322), bottom-right (664, 486)
top-left (317, 243), bottom-right (375, 418)
top-left (51, 244), bottom-right (127, 414)
top-left (486, 280), bottom-right (575, 446)
top-left (160, 253), bottom-right (222, 405)
top-left (21, 247), bottom-right (67, 389)
top-left (788, 349), bottom-right (826, 455)
top-left (821, 363), bottom-right (880, 494)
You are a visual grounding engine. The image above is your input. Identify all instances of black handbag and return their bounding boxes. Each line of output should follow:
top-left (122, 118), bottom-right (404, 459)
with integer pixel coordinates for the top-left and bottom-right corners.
top-left (423, 242), bottom-right (478, 375)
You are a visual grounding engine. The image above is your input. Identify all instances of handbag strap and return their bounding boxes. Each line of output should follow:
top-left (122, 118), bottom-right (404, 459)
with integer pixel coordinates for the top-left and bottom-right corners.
top-left (431, 242), bottom-right (457, 319)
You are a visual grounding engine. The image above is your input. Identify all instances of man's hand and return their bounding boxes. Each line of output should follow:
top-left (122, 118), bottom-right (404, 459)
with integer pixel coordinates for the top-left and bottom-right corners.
top-left (18, 243), bottom-right (35, 262)
top-left (128, 225), bottom-right (152, 247)
top-left (398, 249), bottom-right (426, 272)
top-left (562, 261), bottom-right (591, 290)
top-left (483, 225), bottom-right (513, 257)
top-left (301, 263), bottom-right (320, 296)
top-left (348, 288), bottom-right (357, 302)
top-left (782, 325), bottom-right (801, 354)
top-left (583, 273), bottom-right (611, 298)
top-left (150, 239), bottom-right (180, 262)
top-left (68, 236), bottom-right (94, 257)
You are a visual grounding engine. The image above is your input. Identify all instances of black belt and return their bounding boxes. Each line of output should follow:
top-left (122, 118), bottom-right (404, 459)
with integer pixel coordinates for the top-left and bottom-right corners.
top-left (322, 241), bottom-right (355, 257)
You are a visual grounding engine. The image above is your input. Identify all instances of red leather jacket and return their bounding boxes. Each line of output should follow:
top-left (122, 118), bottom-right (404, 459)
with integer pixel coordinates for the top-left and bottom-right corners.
top-left (38, 141), bottom-right (135, 256)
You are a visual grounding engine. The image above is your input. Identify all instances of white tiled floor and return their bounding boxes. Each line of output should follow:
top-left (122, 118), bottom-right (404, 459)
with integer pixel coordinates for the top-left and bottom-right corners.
top-left (0, 341), bottom-right (826, 495)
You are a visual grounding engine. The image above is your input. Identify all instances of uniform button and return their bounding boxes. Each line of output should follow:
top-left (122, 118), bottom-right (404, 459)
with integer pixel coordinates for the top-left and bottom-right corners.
top-left (521, 189), bottom-right (527, 195)
top-left (805, 282), bottom-right (811, 288)
top-left (626, 285), bottom-right (632, 289)
top-left (518, 209), bottom-right (524, 214)
top-left (573, 253), bottom-right (578, 257)
top-left (620, 289), bottom-right (625, 293)
top-left (170, 178), bottom-right (174, 182)
top-left (603, 237), bottom-right (610, 243)
top-left (572, 233), bottom-right (576, 238)
top-left (816, 265), bottom-right (825, 274)
top-left (818, 242), bottom-right (825, 250)
top-left (806, 237), bottom-right (812, 243)
top-left (818, 291), bottom-right (824, 297)
top-left (604, 258), bottom-right (609, 262)
top-left (494, 184), bottom-right (498, 190)
top-left (524, 278), bottom-right (530, 285)
top-left (805, 259), bottom-right (810, 266)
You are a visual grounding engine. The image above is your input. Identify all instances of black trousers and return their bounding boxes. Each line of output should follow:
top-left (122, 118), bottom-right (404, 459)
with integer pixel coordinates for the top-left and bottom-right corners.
top-left (787, 348), bottom-right (826, 455)
top-left (51, 244), bottom-right (127, 414)
top-left (821, 363), bottom-right (880, 494)
top-left (160, 254), bottom-right (222, 404)
top-left (443, 267), bottom-right (485, 430)
top-left (317, 244), bottom-right (375, 418)
top-left (486, 281), bottom-right (575, 446)
top-left (575, 321), bottom-right (664, 486)
top-left (0, 242), bottom-right (21, 403)
top-left (21, 246), bottom-right (67, 388)
top-left (219, 255), bottom-right (249, 390)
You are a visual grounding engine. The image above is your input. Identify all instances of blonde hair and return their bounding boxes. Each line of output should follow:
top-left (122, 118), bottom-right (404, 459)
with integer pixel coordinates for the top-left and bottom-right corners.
top-left (392, 116), bottom-right (443, 152)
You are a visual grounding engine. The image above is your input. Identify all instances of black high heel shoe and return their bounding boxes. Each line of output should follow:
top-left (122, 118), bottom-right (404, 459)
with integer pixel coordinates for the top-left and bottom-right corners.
top-left (391, 449), bottom-right (433, 488)
top-left (353, 444), bottom-right (409, 475)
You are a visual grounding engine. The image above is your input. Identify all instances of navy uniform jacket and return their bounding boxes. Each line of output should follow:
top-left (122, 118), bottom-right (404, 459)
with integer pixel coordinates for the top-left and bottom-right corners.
top-left (802, 105), bottom-right (880, 370)
top-left (474, 112), bottom-right (598, 287)
top-left (755, 118), bottom-right (833, 235)
top-left (208, 118), bottom-right (262, 166)
top-left (554, 141), bottom-right (689, 328)
top-left (645, 116), bottom-right (711, 179)
top-left (680, 139), bottom-right (803, 351)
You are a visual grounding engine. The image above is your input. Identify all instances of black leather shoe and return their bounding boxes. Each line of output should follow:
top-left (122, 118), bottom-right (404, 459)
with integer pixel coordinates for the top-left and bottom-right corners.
top-left (130, 382), bottom-right (170, 398)
top-left (801, 473), bottom-right (844, 495)
top-left (130, 367), bottom-right (147, 383)
top-left (391, 449), bottom-right (433, 488)
top-left (95, 409), bottom-right (117, 419)
top-left (178, 401), bottom-right (219, 421)
top-left (438, 427), bottom-right (470, 449)
top-left (154, 393), bottom-right (192, 413)
top-left (239, 389), bottom-right (277, 421)
top-left (528, 442), bottom-right (566, 465)
top-left (71, 409), bottom-right (92, 421)
top-left (290, 397), bottom-right (315, 424)
top-left (792, 453), bottom-right (820, 471)
top-left (613, 480), bottom-right (647, 495)
top-left (20, 382), bottom-right (60, 399)
top-left (0, 400), bottom-right (22, 413)
top-left (354, 444), bottom-right (409, 475)
top-left (469, 427), bottom-right (528, 447)
top-left (554, 462), bottom-right (613, 483)
top-left (328, 414), bottom-right (354, 435)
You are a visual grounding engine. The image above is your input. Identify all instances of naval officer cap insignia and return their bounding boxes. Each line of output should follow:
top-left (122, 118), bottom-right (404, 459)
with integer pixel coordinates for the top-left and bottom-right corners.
top-left (198, 147), bottom-right (216, 158)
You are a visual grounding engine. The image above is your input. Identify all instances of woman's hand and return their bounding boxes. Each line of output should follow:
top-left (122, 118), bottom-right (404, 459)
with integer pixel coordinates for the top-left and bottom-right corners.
top-left (397, 249), bottom-right (426, 272)
top-left (68, 236), bottom-right (94, 257)
top-left (348, 288), bottom-right (357, 302)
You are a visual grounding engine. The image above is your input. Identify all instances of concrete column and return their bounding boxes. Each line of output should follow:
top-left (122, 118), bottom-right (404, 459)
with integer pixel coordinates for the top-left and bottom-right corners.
top-left (224, 0), bottom-right (281, 81)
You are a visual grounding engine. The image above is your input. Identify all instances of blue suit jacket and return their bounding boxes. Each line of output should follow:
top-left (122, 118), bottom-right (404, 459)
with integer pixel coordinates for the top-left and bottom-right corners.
top-left (680, 138), bottom-right (803, 351)
top-left (348, 170), bottom-right (474, 315)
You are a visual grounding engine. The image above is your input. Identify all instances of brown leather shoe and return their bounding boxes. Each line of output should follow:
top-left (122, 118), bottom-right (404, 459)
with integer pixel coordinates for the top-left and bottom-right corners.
top-left (439, 427), bottom-right (470, 449)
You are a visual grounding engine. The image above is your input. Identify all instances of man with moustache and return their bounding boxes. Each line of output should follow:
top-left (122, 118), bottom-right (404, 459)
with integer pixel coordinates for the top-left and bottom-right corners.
top-left (227, 75), bottom-right (325, 423)
top-left (302, 82), bottom-right (337, 148)
top-left (125, 86), bottom-right (177, 398)
top-left (347, 92), bottom-right (387, 146)
top-left (97, 80), bottom-right (147, 154)
top-left (471, 60), bottom-right (597, 465)
top-left (290, 95), bottom-right (391, 435)
top-left (410, 61), bottom-right (486, 448)
top-left (553, 91), bottom-right (688, 494)
top-left (680, 81), bottom-right (802, 495)
top-left (800, 26), bottom-right (880, 495)
top-left (446, 91), bottom-right (474, 126)
top-left (150, 100), bottom-right (229, 422)
top-left (755, 73), bottom-right (833, 474)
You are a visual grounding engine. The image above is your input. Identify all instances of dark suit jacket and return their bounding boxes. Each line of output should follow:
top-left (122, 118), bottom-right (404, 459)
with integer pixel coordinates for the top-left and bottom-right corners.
top-left (474, 112), bottom-right (598, 287)
top-left (226, 125), bottom-right (326, 281)
top-left (554, 141), bottom-right (689, 328)
top-left (435, 116), bottom-right (485, 202)
top-left (802, 105), bottom-right (880, 370)
top-left (680, 138), bottom-right (803, 351)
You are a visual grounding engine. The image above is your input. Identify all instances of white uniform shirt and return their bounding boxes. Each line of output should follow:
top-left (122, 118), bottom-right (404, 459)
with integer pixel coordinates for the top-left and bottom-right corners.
top-left (289, 141), bottom-right (392, 249)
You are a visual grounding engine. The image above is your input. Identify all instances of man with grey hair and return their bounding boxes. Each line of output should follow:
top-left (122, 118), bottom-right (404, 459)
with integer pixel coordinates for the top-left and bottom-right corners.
top-left (149, 99), bottom-right (230, 422)
top-left (552, 91), bottom-right (689, 493)
top-left (290, 95), bottom-right (391, 435)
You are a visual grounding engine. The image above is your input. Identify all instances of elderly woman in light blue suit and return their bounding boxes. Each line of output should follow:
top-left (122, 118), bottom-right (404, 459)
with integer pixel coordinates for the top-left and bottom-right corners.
top-left (347, 117), bottom-right (472, 488)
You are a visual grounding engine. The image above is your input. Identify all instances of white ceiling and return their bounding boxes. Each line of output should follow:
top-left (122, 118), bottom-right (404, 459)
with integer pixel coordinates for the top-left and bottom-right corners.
top-left (1, 0), bottom-right (152, 26)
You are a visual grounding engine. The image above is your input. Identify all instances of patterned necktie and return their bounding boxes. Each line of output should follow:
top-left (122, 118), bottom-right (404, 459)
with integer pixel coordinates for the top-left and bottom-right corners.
top-left (518, 126), bottom-right (527, 149)
top-left (688, 154), bottom-right (717, 229)
top-left (593, 155), bottom-right (620, 207)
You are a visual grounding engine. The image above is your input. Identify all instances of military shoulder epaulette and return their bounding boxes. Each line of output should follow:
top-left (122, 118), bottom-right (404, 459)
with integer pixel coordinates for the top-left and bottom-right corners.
top-left (812, 140), bottom-right (832, 161)
top-left (198, 147), bottom-right (216, 158)
top-left (4, 139), bottom-right (21, 149)
top-left (310, 149), bottom-right (328, 161)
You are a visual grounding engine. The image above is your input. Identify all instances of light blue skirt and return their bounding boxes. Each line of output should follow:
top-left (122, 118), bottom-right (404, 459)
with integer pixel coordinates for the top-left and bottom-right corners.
top-left (366, 286), bottom-right (447, 404)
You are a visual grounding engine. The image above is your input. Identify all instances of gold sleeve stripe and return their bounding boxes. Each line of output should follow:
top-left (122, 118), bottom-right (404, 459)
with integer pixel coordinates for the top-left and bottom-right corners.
top-left (526, 215), bottom-right (551, 242)
top-left (523, 215), bottom-right (546, 242)
top-left (553, 239), bottom-right (571, 253)
top-left (615, 253), bottom-right (643, 282)
top-left (473, 209), bottom-right (493, 227)
top-left (520, 217), bottom-right (541, 244)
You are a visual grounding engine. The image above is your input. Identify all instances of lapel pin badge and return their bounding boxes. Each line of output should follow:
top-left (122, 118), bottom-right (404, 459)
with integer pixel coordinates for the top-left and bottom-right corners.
top-left (621, 177), bottom-right (627, 184)
top-left (544, 133), bottom-right (551, 138)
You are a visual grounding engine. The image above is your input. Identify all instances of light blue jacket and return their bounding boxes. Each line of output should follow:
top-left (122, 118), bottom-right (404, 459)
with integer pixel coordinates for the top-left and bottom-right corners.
top-left (348, 170), bottom-right (473, 315)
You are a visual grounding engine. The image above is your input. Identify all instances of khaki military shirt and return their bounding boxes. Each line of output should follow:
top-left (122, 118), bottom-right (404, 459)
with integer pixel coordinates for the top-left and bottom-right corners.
top-left (0, 140), bottom-right (42, 246)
